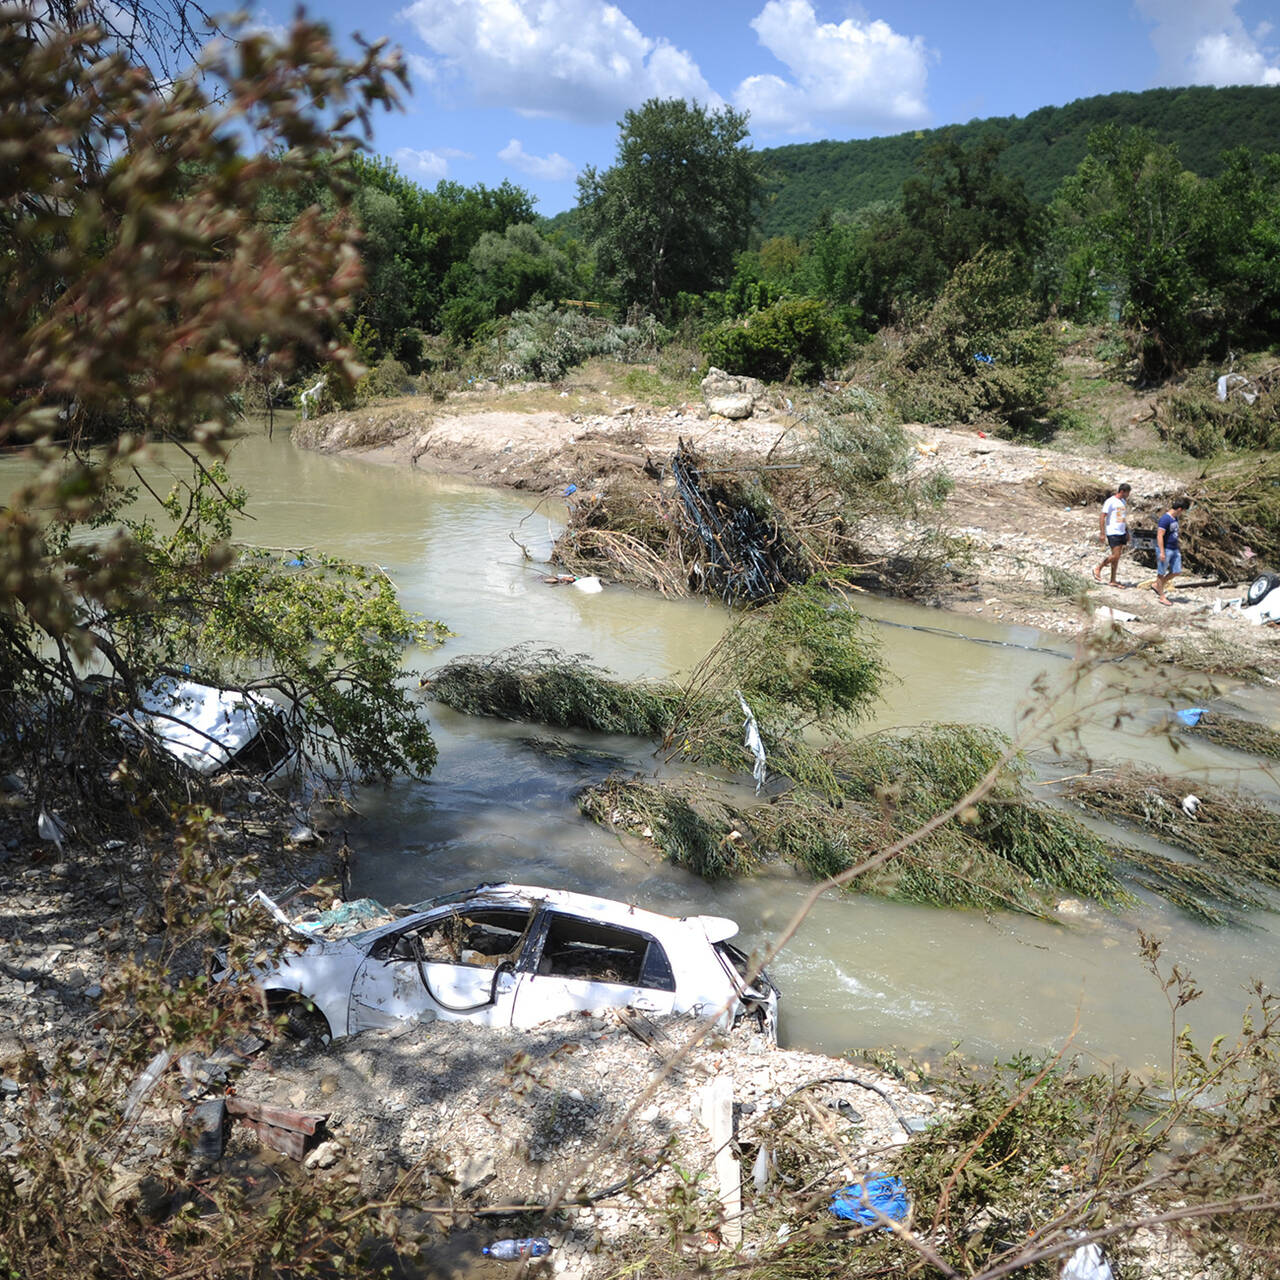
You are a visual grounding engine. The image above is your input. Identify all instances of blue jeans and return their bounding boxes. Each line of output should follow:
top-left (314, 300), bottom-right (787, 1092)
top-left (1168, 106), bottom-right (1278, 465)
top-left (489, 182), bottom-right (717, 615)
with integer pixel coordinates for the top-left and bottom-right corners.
top-left (1158, 549), bottom-right (1182, 576)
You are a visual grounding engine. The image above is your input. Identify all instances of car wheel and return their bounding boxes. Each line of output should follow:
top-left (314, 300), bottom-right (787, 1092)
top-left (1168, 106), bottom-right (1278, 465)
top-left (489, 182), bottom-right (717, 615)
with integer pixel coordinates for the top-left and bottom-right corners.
top-left (1246, 573), bottom-right (1280, 605)
top-left (270, 993), bottom-right (331, 1045)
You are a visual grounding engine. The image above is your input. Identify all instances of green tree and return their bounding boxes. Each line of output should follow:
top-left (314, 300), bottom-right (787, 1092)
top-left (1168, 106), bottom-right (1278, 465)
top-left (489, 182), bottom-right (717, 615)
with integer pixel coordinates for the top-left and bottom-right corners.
top-left (346, 156), bottom-right (537, 350)
top-left (854, 133), bottom-right (1043, 326)
top-left (1208, 147), bottom-right (1280, 343)
top-left (1053, 127), bottom-right (1215, 379)
top-left (577, 97), bottom-right (765, 314)
top-left (441, 222), bottom-right (574, 339)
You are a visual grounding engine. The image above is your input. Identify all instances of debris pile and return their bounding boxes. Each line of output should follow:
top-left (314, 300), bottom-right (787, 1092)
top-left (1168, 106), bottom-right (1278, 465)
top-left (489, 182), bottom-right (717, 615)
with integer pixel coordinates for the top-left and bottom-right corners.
top-left (1063, 766), bottom-right (1280, 922)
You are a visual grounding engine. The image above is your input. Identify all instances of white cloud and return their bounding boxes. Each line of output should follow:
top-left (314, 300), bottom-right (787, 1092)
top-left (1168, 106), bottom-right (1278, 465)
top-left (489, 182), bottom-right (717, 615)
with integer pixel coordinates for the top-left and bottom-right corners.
top-left (396, 0), bottom-right (719, 122)
top-left (241, 8), bottom-right (289, 46)
top-left (1136, 0), bottom-right (1280, 86)
top-left (498, 139), bottom-right (577, 182)
top-left (394, 146), bottom-right (470, 180)
top-left (405, 52), bottom-right (438, 88)
top-left (736, 0), bottom-right (931, 135)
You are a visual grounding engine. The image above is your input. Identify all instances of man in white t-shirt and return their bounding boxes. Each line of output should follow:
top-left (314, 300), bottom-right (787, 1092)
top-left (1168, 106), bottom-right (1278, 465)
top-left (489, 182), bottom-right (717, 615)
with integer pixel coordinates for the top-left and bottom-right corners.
top-left (1093, 482), bottom-right (1131, 585)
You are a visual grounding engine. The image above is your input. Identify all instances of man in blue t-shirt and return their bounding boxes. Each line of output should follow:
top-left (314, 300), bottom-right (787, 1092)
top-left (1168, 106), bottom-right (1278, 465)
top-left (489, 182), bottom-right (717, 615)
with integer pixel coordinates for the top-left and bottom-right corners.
top-left (1154, 498), bottom-right (1191, 605)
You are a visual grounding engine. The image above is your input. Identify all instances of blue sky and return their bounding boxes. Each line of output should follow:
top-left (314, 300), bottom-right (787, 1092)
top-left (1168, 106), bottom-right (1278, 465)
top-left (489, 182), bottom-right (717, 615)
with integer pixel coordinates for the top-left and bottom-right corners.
top-left (256, 0), bottom-right (1280, 214)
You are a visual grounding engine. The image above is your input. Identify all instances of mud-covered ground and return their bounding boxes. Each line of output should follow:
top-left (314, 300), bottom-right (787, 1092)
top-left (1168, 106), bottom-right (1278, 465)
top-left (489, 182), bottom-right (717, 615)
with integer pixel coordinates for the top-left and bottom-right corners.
top-left (298, 384), bottom-right (1280, 682)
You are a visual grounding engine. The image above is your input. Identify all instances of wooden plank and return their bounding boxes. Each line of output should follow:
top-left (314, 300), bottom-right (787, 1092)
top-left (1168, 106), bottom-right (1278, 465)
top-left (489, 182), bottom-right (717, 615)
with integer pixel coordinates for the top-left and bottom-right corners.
top-left (226, 1096), bottom-right (326, 1135)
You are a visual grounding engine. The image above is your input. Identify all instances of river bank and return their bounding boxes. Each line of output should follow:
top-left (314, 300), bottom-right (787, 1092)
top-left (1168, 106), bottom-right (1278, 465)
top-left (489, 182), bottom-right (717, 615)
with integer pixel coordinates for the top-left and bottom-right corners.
top-left (0, 792), bottom-right (946, 1276)
top-left (295, 381), bottom-right (1280, 683)
top-left (0, 810), bottom-right (1205, 1280)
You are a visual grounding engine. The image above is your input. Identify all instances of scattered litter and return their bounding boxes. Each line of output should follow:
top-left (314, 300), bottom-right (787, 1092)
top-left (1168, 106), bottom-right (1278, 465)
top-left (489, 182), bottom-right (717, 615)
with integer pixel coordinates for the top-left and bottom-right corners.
top-left (184, 1098), bottom-right (227, 1161)
top-left (737, 691), bottom-right (767, 793)
top-left (1061, 1241), bottom-right (1115, 1280)
top-left (1174, 707), bottom-right (1208, 726)
top-left (1094, 606), bottom-right (1137, 623)
top-left (483, 1238), bottom-right (552, 1261)
top-left (1181, 794), bottom-right (1201, 817)
top-left (752, 1143), bottom-right (772, 1191)
top-left (1217, 372), bottom-right (1258, 405)
top-left (37, 809), bottom-right (68, 855)
top-left (293, 898), bottom-right (392, 935)
top-left (571, 575), bottom-right (603, 593)
top-left (225, 1097), bottom-right (327, 1161)
top-left (830, 1173), bottom-right (911, 1228)
top-left (123, 1048), bottom-right (173, 1121)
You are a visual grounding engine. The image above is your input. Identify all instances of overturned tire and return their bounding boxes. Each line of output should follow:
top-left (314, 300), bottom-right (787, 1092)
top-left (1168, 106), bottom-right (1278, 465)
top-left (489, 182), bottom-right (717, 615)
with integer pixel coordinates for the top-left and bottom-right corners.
top-left (1246, 573), bottom-right (1280, 605)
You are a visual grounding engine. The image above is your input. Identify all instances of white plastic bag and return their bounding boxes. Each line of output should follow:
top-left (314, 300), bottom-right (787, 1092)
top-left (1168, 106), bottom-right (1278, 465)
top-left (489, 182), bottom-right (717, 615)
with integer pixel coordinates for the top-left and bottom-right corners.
top-left (1061, 1242), bottom-right (1114, 1280)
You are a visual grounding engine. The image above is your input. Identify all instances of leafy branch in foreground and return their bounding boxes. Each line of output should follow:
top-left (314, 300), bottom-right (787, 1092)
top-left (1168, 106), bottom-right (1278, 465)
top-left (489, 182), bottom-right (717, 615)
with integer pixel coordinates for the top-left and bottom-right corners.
top-left (0, 4), bottom-right (419, 818)
top-left (873, 938), bottom-right (1280, 1280)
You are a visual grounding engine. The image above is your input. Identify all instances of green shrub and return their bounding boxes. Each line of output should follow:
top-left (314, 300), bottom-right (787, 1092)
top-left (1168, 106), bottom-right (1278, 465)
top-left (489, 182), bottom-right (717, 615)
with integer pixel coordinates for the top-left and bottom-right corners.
top-left (699, 297), bottom-right (846, 384)
top-left (886, 250), bottom-right (1060, 428)
top-left (354, 356), bottom-right (413, 405)
top-left (491, 304), bottom-right (670, 382)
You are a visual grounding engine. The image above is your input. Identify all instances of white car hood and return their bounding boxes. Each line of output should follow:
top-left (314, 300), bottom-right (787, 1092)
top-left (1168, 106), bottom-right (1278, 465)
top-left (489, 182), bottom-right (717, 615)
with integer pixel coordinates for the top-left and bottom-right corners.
top-left (130, 677), bottom-right (271, 774)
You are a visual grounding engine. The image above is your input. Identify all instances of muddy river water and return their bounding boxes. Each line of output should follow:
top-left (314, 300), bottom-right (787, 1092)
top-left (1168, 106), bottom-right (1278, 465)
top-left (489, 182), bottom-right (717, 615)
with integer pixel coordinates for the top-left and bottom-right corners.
top-left (8, 424), bottom-right (1279, 1074)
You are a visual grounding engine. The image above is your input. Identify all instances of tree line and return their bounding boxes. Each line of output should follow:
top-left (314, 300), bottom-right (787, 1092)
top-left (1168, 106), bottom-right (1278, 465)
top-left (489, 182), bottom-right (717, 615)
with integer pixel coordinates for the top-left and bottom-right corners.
top-left (327, 96), bottom-right (1279, 398)
top-left (756, 84), bottom-right (1280, 237)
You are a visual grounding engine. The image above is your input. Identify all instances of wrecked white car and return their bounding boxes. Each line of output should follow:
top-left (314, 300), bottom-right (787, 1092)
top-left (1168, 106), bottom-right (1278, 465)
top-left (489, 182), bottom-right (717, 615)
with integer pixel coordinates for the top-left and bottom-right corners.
top-left (243, 883), bottom-right (779, 1043)
top-left (121, 677), bottom-right (294, 778)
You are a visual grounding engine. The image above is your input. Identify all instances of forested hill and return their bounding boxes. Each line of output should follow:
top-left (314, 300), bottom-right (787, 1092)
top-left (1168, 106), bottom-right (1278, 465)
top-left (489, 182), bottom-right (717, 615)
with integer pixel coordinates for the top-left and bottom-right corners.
top-left (758, 84), bottom-right (1280, 238)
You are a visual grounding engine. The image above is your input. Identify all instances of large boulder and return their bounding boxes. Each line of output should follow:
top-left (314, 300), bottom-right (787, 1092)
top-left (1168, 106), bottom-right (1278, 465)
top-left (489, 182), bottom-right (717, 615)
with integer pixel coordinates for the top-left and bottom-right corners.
top-left (701, 367), bottom-right (764, 420)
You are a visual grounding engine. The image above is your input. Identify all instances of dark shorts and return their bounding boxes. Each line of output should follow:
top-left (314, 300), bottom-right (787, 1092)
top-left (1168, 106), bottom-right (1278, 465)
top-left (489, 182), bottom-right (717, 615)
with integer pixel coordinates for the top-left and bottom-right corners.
top-left (1106, 533), bottom-right (1127, 547)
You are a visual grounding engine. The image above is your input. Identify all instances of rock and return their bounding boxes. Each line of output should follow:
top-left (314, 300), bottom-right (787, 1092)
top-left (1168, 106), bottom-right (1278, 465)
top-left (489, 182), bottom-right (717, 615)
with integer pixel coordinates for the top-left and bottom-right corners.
top-left (706, 392), bottom-right (754, 419)
top-left (700, 367), bottom-right (764, 420)
top-left (303, 1139), bottom-right (342, 1171)
top-left (456, 1150), bottom-right (497, 1195)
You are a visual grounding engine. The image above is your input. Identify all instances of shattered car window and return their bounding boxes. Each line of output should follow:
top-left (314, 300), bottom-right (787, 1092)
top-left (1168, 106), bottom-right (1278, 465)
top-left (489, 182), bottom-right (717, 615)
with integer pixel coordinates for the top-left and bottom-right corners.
top-left (378, 909), bottom-right (533, 966)
top-left (537, 914), bottom-right (675, 991)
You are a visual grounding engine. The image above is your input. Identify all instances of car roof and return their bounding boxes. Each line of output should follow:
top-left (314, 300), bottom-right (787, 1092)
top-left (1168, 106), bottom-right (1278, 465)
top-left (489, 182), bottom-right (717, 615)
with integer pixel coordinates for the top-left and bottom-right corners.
top-left (361, 883), bottom-right (741, 945)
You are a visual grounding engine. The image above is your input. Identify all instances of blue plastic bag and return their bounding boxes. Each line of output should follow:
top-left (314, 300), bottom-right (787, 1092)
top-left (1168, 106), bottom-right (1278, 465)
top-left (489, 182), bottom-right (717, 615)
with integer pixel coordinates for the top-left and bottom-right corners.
top-left (830, 1173), bottom-right (910, 1228)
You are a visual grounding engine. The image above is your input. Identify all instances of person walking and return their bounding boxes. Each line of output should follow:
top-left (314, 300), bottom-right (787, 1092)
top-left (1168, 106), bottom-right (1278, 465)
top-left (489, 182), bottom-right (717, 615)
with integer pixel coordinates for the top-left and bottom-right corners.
top-left (1154, 497), bottom-right (1191, 605)
top-left (1094, 482), bottom-right (1131, 585)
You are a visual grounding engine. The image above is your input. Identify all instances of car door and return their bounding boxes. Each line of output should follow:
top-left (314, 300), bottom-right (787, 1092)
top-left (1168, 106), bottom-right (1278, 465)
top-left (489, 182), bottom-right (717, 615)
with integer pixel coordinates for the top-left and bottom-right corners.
top-left (348, 906), bottom-right (533, 1032)
top-left (509, 910), bottom-right (678, 1029)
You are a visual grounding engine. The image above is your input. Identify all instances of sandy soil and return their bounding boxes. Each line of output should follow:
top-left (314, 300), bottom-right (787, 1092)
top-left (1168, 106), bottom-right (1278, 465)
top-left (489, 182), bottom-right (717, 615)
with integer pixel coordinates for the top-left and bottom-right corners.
top-left (298, 388), bottom-right (1280, 684)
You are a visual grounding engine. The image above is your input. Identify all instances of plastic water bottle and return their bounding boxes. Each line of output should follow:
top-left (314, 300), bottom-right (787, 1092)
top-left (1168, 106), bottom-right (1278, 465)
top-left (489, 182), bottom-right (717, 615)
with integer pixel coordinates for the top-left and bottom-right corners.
top-left (482, 1237), bottom-right (552, 1260)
